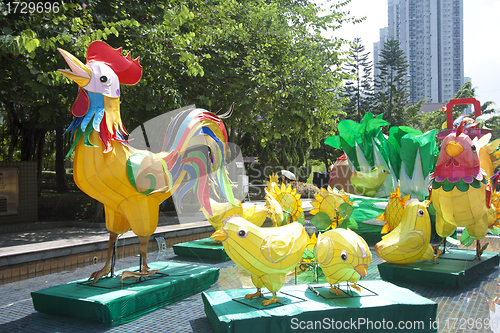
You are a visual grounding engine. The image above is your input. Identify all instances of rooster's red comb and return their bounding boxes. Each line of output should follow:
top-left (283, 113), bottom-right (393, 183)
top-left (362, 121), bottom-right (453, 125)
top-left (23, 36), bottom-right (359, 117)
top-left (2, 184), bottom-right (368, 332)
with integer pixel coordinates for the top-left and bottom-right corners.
top-left (456, 120), bottom-right (466, 137)
top-left (86, 41), bottom-right (142, 85)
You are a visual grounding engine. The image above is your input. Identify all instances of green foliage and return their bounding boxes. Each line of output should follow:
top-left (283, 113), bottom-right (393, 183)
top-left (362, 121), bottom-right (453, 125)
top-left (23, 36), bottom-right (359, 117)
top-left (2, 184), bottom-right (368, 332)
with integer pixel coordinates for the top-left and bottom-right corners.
top-left (290, 181), bottom-right (320, 197)
top-left (416, 82), bottom-right (497, 135)
top-left (309, 211), bottom-right (331, 231)
top-left (341, 38), bottom-right (374, 122)
top-left (459, 228), bottom-right (474, 247)
top-left (337, 217), bottom-right (358, 230)
top-left (302, 248), bottom-right (315, 260)
top-left (373, 38), bottom-right (410, 129)
top-left (1, 0), bottom-right (357, 194)
top-left (324, 112), bottom-right (389, 171)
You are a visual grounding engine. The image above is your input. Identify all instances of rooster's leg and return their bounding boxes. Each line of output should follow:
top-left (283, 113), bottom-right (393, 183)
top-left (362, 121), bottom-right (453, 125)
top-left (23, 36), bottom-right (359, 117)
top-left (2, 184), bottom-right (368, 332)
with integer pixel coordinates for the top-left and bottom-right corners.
top-left (89, 232), bottom-right (118, 284)
top-left (139, 236), bottom-right (150, 273)
top-left (476, 240), bottom-right (489, 260)
top-left (120, 236), bottom-right (160, 282)
top-left (432, 238), bottom-right (446, 263)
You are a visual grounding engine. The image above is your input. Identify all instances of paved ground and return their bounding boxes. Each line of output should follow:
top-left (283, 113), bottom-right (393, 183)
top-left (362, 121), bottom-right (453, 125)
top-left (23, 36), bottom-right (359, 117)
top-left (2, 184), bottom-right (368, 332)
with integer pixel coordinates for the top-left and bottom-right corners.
top-left (0, 237), bottom-right (499, 332)
top-left (0, 197), bottom-right (499, 333)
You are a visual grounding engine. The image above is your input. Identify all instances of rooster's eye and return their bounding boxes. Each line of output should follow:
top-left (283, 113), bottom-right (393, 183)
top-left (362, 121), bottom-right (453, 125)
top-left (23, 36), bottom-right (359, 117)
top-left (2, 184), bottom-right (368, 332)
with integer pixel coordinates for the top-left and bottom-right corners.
top-left (471, 145), bottom-right (476, 152)
top-left (100, 75), bottom-right (112, 86)
top-left (237, 228), bottom-right (248, 238)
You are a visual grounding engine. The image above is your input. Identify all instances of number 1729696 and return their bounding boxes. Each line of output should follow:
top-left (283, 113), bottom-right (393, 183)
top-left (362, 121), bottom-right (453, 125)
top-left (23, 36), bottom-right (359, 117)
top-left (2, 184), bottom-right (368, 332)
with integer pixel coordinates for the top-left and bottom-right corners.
top-left (6, 2), bottom-right (60, 14)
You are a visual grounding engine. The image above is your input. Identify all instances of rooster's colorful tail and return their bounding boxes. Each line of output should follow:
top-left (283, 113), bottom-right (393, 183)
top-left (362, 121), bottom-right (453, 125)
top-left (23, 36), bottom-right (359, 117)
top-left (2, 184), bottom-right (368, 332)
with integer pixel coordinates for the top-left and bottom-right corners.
top-left (161, 107), bottom-right (236, 215)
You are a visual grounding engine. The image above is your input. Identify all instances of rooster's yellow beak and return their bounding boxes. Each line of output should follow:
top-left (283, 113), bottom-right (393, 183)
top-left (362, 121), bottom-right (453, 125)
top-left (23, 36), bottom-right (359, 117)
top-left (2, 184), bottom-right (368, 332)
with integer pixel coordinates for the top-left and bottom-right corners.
top-left (445, 141), bottom-right (464, 158)
top-left (57, 48), bottom-right (91, 87)
top-left (210, 228), bottom-right (228, 242)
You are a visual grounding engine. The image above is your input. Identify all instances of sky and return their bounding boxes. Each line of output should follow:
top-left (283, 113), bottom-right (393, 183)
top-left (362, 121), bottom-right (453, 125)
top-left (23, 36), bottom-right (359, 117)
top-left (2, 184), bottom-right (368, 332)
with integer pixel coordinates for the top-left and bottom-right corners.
top-left (320, 0), bottom-right (500, 109)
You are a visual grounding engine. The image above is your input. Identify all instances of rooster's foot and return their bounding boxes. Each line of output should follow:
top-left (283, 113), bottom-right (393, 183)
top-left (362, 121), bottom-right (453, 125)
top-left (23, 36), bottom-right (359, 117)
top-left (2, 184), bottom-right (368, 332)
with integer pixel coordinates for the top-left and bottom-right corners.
top-left (433, 249), bottom-right (443, 263)
top-left (120, 269), bottom-right (160, 282)
top-left (88, 265), bottom-right (111, 284)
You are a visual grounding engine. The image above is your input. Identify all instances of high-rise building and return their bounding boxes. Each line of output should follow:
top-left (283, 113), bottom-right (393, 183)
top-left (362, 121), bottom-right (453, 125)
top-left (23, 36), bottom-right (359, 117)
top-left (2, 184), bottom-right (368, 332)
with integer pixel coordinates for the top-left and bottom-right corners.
top-left (374, 0), bottom-right (464, 104)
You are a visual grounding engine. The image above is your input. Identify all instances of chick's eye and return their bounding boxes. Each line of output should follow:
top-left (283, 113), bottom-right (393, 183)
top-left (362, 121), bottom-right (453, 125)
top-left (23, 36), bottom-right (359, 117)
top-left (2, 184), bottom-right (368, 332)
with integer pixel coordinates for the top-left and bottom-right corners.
top-left (237, 228), bottom-right (248, 238)
top-left (340, 250), bottom-right (348, 261)
top-left (382, 169), bottom-right (387, 173)
top-left (100, 75), bottom-right (111, 86)
top-left (417, 209), bottom-right (424, 217)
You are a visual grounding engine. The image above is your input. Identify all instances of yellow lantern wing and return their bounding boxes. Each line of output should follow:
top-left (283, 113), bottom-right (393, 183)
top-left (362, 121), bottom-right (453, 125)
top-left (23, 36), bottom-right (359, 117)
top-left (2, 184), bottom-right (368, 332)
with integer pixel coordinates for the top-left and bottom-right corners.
top-left (265, 189), bottom-right (284, 227)
top-left (261, 234), bottom-right (294, 263)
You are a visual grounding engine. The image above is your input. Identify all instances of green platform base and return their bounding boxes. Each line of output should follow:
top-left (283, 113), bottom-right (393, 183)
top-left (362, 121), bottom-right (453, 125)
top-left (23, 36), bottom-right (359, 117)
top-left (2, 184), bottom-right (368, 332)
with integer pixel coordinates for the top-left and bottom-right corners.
top-left (203, 280), bottom-right (437, 333)
top-left (173, 237), bottom-right (230, 261)
top-left (31, 261), bottom-right (219, 326)
top-left (378, 249), bottom-right (499, 289)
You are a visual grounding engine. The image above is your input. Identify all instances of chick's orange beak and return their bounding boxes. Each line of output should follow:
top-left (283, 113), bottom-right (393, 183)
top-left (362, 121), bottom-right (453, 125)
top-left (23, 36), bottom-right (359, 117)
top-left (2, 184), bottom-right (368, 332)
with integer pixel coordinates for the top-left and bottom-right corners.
top-left (354, 263), bottom-right (368, 278)
top-left (57, 48), bottom-right (91, 87)
top-left (210, 228), bottom-right (228, 242)
top-left (445, 141), bottom-right (464, 157)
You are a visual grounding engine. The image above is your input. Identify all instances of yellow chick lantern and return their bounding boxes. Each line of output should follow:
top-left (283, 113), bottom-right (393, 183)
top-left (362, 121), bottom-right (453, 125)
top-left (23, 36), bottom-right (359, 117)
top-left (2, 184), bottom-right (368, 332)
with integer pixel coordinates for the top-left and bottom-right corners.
top-left (374, 201), bottom-right (434, 264)
top-left (211, 215), bottom-right (307, 306)
top-left (315, 228), bottom-right (371, 295)
top-left (350, 166), bottom-right (390, 197)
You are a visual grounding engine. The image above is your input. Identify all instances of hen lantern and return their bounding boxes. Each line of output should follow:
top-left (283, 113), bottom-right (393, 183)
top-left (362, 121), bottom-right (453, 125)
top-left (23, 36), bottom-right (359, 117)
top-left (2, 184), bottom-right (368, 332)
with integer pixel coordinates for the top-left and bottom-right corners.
top-left (211, 215), bottom-right (307, 306)
top-left (430, 121), bottom-right (496, 259)
top-left (58, 41), bottom-right (236, 282)
top-left (315, 228), bottom-right (371, 295)
top-left (375, 201), bottom-right (434, 264)
top-left (350, 166), bottom-right (390, 197)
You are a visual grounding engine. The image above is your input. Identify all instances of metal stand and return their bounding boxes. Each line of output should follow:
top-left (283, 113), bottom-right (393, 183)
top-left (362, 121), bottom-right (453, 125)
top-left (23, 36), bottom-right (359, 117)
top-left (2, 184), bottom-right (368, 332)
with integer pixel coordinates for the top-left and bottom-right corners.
top-left (110, 241), bottom-right (117, 277)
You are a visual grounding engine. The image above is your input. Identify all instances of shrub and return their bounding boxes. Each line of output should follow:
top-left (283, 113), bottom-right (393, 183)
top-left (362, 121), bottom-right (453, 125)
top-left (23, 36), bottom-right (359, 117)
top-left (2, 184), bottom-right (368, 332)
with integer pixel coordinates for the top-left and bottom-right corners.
top-left (289, 181), bottom-right (320, 197)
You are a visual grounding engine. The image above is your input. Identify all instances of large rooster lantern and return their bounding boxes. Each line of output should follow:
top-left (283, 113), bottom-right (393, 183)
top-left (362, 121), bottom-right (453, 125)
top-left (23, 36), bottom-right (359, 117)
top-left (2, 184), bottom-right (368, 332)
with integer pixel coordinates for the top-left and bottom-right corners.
top-left (58, 41), bottom-right (236, 282)
top-left (430, 121), bottom-right (499, 259)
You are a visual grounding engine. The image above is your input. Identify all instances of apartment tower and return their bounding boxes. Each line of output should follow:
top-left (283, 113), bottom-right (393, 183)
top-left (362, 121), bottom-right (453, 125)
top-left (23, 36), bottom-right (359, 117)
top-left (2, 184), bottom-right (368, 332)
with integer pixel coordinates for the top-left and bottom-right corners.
top-left (374, 0), bottom-right (464, 104)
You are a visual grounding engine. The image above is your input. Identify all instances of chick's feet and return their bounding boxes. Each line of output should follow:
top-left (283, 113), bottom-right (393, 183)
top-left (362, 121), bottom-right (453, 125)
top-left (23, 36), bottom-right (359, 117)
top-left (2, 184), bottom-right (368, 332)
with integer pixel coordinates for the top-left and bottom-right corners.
top-left (261, 293), bottom-right (281, 306)
top-left (244, 289), bottom-right (263, 300)
top-left (351, 283), bottom-right (361, 293)
top-left (329, 285), bottom-right (344, 296)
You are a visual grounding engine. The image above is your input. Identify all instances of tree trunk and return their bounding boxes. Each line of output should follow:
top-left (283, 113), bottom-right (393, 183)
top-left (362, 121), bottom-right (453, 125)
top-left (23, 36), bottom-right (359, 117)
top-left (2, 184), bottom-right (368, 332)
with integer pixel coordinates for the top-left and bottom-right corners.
top-left (322, 143), bottom-right (330, 172)
top-left (36, 130), bottom-right (44, 196)
top-left (55, 127), bottom-right (69, 193)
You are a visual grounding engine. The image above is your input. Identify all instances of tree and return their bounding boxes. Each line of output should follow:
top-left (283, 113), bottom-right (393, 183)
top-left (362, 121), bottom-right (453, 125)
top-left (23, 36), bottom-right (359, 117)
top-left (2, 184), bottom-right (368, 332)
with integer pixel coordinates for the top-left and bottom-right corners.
top-left (341, 37), bottom-right (374, 122)
top-left (0, 0), bottom-right (359, 191)
top-left (416, 82), bottom-right (496, 134)
top-left (374, 38), bottom-right (410, 128)
top-left (0, 1), bottom-right (216, 192)
top-left (174, 0), bottom-right (357, 178)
